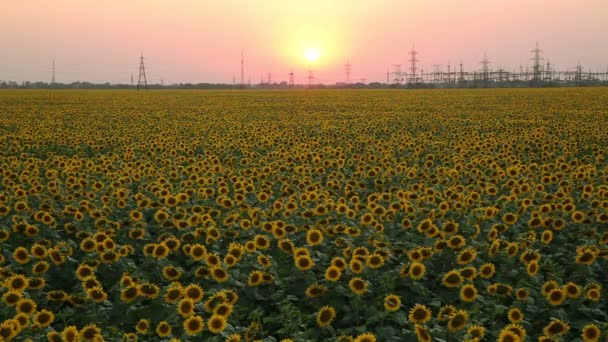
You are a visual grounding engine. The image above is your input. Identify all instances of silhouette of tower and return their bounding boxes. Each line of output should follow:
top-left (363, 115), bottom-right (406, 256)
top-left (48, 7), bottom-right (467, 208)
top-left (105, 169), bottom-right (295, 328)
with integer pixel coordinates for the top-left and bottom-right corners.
top-left (240, 48), bottom-right (245, 89)
top-left (137, 54), bottom-right (148, 90)
top-left (408, 44), bottom-right (419, 83)
top-left (51, 60), bottom-right (55, 84)
top-left (531, 42), bottom-right (543, 83)
top-left (345, 60), bottom-right (351, 83)
top-left (288, 71), bottom-right (294, 88)
top-left (131, 74), bottom-right (134, 88)
top-left (307, 70), bottom-right (314, 88)
top-left (480, 53), bottom-right (491, 85)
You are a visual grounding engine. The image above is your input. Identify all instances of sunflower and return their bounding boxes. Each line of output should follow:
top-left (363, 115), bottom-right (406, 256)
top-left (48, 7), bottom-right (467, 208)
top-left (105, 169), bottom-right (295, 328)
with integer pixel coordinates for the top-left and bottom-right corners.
top-left (441, 270), bottom-right (463, 288)
top-left (32, 309), bottom-right (54, 328)
top-left (316, 305), bottom-right (336, 327)
top-left (527, 260), bottom-right (539, 276)
top-left (248, 270), bottom-right (264, 286)
top-left (80, 324), bottom-right (102, 341)
top-left (563, 282), bottom-right (581, 298)
top-left (213, 303), bottom-right (233, 317)
top-left (16, 298), bottom-right (37, 315)
top-left (479, 263), bottom-right (496, 279)
top-left (515, 288), bottom-right (529, 301)
top-left (184, 284), bottom-right (204, 302)
top-left (254, 235), bottom-right (270, 250)
top-left (86, 286), bottom-right (108, 303)
top-left (305, 284), bottom-right (328, 298)
top-left (325, 266), bottom-right (342, 281)
top-left (437, 305), bottom-right (456, 321)
top-left (457, 248), bottom-right (477, 265)
top-left (448, 310), bottom-right (468, 332)
top-left (383, 294), bottom-right (401, 312)
top-left (415, 324), bottom-right (432, 342)
top-left (295, 255), bottom-right (314, 271)
top-left (585, 288), bottom-right (600, 301)
top-left (468, 325), bottom-right (485, 339)
top-left (178, 297), bottom-right (196, 317)
top-left (460, 284), bottom-right (478, 302)
top-left (348, 277), bottom-right (368, 295)
top-left (546, 288), bottom-right (565, 305)
top-left (62, 326), bottom-right (79, 342)
top-left (571, 210), bottom-right (585, 223)
top-left (156, 321), bottom-right (172, 338)
top-left (184, 315), bottom-right (205, 335)
top-left (507, 308), bottom-right (524, 323)
top-left (497, 330), bottom-right (521, 342)
top-left (121, 286), bottom-right (138, 303)
top-left (6, 274), bottom-right (29, 292)
top-left (542, 280), bottom-right (559, 295)
top-left (408, 304), bottom-right (432, 324)
top-left (543, 319), bottom-right (570, 337)
top-left (162, 266), bottom-right (182, 281)
top-left (306, 228), bottom-right (324, 246)
top-left (349, 259), bottom-right (364, 274)
top-left (409, 262), bottom-right (426, 280)
top-left (208, 314), bottom-right (227, 334)
top-left (210, 267), bottom-right (230, 283)
top-left (135, 319), bottom-right (149, 334)
top-left (581, 324), bottom-right (601, 342)
top-left (2, 290), bottom-right (22, 306)
top-left (354, 332), bottom-right (376, 342)
top-left (366, 253), bottom-right (385, 269)
top-left (541, 230), bottom-right (553, 244)
top-left (447, 235), bottom-right (466, 249)
top-left (225, 333), bottom-right (242, 342)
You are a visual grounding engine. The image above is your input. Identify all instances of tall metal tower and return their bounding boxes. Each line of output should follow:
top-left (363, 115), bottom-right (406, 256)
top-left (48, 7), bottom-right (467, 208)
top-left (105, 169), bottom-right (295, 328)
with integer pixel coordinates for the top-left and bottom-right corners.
top-left (408, 44), bottom-right (419, 83)
top-left (267, 73), bottom-right (272, 84)
top-left (459, 62), bottom-right (465, 84)
top-left (288, 71), bottom-right (294, 88)
top-left (386, 69), bottom-right (389, 85)
top-left (392, 64), bottom-right (402, 85)
top-left (531, 42), bottom-right (543, 82)
top-left (51, 60), bottom-right (55, 84)
top-left (307, 70), bottom-right (314, 88)
top-left (345, 60), bottom-right (352, 83)
top-left (240, 48), bottom-right (245, 89)
top-left (480, 53), bottom-right (491, 84)
top-left (137, 54), bottom-right (148, 90)
top-left (131, 74), bottom-right (134, 88)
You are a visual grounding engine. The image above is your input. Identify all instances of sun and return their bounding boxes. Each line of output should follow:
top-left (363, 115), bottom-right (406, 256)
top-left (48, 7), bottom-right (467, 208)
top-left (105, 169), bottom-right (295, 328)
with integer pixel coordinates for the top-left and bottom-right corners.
top-left (305, 49), bottom-right (320, 62)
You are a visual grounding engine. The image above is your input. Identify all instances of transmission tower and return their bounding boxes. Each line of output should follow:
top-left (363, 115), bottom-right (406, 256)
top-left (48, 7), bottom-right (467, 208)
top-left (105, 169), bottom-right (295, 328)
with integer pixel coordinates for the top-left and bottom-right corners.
top-left (240, 48), bottom-right (245, 89)
top-left (51, 59), bottom-right (55, 84)
top-left (531, 42), bottom-right (543, 83)
top-left (137, 54), bottom-right (148, 90)
top-left (307, 70), bottom-right (314, 88)
top-left (267, 73), bottom-right (272, 85)
top-left (480, 53), bottom-right (491, 84)
top-left (459, 62), bottom-right (465, 84)
top-left (386, 69), bottom-right (389, 85)
top-left (345, 60), bottom-right (351, 83)
top-left (288, 71), bottom-right (294, 88)
top-left (392, 64), bottom-right (402, 85)
top-left (408, 44), bottom-right (419, 83)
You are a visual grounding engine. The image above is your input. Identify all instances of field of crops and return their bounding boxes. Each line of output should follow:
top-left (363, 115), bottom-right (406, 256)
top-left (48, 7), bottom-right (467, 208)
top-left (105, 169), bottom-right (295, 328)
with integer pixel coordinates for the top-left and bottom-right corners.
top-left (0, 88), bottom-right (607, 342)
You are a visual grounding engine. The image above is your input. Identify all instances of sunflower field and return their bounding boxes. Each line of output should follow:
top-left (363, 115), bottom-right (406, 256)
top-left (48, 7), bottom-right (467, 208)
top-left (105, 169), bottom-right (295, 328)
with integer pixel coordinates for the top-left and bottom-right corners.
top-left (0, 88), bottom-right (607, 342)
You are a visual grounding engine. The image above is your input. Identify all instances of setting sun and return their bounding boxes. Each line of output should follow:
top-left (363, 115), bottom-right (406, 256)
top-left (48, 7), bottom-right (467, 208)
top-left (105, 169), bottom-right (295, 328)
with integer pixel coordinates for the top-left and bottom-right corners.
top-left (305, 48), bottom-right (320, 62)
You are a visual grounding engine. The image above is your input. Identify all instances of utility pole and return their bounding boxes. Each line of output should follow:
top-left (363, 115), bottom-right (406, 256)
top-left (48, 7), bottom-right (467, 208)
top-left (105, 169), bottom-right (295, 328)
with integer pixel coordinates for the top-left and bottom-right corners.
top-left (137, 53), bottom-right (148, 90)
top-left (131, 74), bottom-right (134, 88)
top-left (240, 48), bottom-right (245, 89)
top-left (51, 59), bottom-right (55, 85)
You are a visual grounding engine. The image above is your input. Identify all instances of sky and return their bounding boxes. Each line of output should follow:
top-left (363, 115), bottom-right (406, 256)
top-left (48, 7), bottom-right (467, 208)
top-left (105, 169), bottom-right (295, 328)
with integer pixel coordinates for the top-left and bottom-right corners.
top-left (1, 0), bottom-right (607, 84)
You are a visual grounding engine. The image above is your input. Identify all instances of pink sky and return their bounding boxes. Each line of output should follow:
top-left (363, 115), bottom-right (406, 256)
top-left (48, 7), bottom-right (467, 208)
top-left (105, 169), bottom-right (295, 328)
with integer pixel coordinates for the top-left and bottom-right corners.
top-left (1, 0), bottom-right (607, 84)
